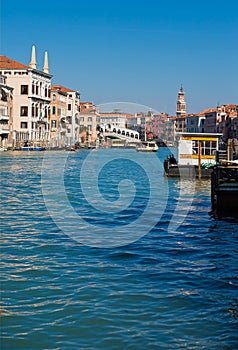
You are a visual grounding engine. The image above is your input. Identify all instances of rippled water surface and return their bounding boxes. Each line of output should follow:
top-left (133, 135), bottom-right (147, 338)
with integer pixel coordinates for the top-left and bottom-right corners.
top-left (1, 149), bottom-right (238, 349)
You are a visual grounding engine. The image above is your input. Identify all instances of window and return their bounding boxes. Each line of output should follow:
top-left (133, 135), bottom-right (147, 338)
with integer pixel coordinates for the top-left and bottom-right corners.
top-left (20, 106), bottom-right (28, 116)
top-left (21, 85), bottom-right (28, 94)
top-left (51, 120), bottom-right (56, 129)
top-left (68, 104), bottom-right (71, 111)
top-left (80, 117), bottom-right (84, 122)
top-left (20, 122), bottom-right (28, 129)
top-left (45, 87), bottom-right (48, 97)
top-left (52, 106), bottom-right (56, 115)
top-left (32, 84), bottom-right (35, 94)
top-left (52, 94), bottom-right (56, 101)
top-left (88, 125), bottom-right (92, 131)
top-left (36, 85), bottom-right (39, 95)
top-left (31, 105), bottom-right (35, 117)
top-left (88, 117), bottom-right (92, 122)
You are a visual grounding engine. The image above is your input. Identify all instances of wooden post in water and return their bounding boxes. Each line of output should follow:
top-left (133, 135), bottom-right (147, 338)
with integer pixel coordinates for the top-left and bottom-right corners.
top-left (198, 141), bottom-right (201, 179)
top-left (228, 139), bottom-right (233, 161)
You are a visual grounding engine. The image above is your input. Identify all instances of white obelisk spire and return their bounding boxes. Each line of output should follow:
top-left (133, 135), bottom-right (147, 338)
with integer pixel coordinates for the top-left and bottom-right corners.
top-left (29, 45), bottom-right (37, 69)
top-left (43, 51), bottom-right (49, 74)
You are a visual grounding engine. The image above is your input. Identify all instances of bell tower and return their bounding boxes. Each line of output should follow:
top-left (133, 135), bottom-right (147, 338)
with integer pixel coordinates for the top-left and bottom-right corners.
top-left (176, 85), bottom-right (186, 117)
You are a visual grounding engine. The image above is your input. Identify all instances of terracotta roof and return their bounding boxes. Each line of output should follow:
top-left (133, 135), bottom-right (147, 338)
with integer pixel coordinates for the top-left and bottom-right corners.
top-left (197, 108), bottom-right (217, 116)
top-left (79, 110), bottom-right (97, 115)
top-left (229, 111), bottom-right (237, 118)
top-left (100, 112), bottom-right (134, 117)
top-left (0, 55), bottom-right (29, 70)
top-left (51, 85), bottom-right (75, 93)
top-left (224, 104), bottom-right (237, 113)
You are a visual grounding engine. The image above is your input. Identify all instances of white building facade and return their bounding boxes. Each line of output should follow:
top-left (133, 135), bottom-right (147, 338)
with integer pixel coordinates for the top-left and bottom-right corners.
top-left (0, 46), bottom-right (52, 147)
top-left (0, 75), bottom-right (13, 147)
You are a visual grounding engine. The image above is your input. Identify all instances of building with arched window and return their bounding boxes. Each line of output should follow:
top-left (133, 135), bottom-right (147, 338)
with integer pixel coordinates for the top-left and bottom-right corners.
top-left (0, 45), bottom-right (52, 148)
top-left (50, 85), bottom-right (80, 147)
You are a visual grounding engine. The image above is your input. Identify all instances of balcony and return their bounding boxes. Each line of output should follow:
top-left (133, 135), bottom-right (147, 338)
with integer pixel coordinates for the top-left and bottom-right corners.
top-left (0, 115), bottom-right (9, 122)
top-left (37, 117), bottom-right (48, 125)
top-left (0, 125), bottom-right (10, 134)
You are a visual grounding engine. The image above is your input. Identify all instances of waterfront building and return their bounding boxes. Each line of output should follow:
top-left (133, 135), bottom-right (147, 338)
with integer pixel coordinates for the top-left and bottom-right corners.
top-left (203, 108), bottom-right (221, 134)
top-left (79, 103), bottom-right (100, 143)
top-left (0, 46), bottom-right (52, 148)
top-left (50, 85), bottom-right (67, 147)
top-left (0, 75), bottom-right (13, 147)
top-left (80, 102), bottom-right (94, 112)
top-left (186, 114), bottom-right (206, 133)
top-left (146, 113), bottom-right (176, 145)
top-left (99, 112), bottom-right (130, 129)
top-left (126, 113), bottom-right (146, 140)
top-left (216, 104), bottom-right (237, 139)
top-left (50, 85), bottom-right (80, 147)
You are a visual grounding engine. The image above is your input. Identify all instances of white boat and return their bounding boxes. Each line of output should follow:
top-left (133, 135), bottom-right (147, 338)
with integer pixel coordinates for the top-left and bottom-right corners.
top-left (164, 132), bottom-right (224, 178)
top-left (0, 146), bottom-right (7, 152)
top-left (136, 141), bottom-right (158, 152)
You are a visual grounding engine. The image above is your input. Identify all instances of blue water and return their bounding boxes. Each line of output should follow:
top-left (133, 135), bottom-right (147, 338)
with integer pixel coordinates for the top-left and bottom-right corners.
top-left (1, 149), bottom-right (238, 349)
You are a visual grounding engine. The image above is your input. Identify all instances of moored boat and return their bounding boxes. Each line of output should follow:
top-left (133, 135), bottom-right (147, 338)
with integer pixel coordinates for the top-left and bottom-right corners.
top-left (19, 146), bottom-right (45, 151)
top-left (164, 132), bottom-right (223, 178)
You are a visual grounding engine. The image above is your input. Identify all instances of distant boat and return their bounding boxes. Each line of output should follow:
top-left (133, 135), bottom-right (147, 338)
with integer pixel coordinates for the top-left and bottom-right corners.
top-left (136, 141), bottom-right (159, 152)
top-left (20, 146), bottom-right (45, 151)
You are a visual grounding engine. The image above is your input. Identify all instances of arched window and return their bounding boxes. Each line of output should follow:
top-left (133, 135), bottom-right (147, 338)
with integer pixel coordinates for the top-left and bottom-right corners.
top-left (52, 106), bottom-right (56, 115)
top-left (31, 104), bottom-right (35, 117)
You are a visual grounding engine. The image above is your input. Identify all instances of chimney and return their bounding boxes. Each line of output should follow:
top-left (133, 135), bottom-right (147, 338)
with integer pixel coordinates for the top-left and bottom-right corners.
top-left (43, 51), bottom-right (49, 74)
top-left (29, 45), bottom-right (37, 69)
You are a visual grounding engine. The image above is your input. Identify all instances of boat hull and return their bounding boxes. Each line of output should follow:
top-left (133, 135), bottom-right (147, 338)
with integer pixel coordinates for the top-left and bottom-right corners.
top-left (19, 147), bottom-right (45, 151)
top-left (164, 164), bottom-right (213, 178)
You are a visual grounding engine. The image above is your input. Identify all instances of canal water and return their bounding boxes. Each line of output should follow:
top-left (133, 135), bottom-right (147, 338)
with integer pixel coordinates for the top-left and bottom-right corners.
top-left (1, 149), bottom-right (238, 349)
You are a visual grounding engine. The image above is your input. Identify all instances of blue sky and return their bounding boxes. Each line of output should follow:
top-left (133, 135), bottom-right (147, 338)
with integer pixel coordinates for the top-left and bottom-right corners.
top-left (1, 0), bottom-right (237, 115)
